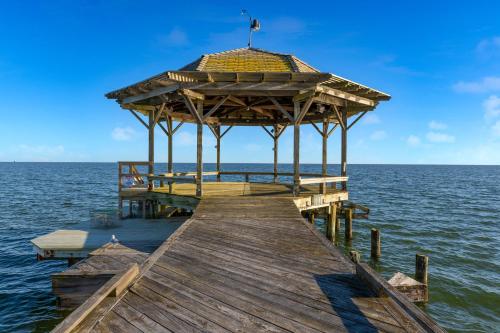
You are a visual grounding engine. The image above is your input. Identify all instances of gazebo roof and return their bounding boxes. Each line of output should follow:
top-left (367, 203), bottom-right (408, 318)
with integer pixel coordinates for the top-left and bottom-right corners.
top-left (106, 47), bottom-right (391, 126)
top-left (179, 48), bottom-right (319, 73)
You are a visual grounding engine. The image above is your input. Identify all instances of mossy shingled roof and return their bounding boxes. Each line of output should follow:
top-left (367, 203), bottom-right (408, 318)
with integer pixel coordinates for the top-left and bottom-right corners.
top-left (180, 48), bottom-right (319, 73)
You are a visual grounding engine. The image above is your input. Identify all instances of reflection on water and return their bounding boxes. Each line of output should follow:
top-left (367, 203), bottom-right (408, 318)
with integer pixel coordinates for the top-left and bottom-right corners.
top-left (0, 163), bottom-right (498, 332)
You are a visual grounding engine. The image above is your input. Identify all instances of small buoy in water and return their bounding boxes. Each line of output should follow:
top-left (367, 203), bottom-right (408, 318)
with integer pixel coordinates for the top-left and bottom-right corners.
top-left (111, 234), bottom-right (119, 243)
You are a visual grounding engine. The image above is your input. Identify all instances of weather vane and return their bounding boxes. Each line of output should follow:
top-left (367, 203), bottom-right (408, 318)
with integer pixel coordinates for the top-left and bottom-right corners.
top-left (241, 9), bottom-right (260, 48)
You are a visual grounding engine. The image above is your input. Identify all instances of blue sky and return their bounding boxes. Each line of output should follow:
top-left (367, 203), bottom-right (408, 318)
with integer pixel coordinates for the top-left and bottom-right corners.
top-left (0, 1), bottom-right (499, 164)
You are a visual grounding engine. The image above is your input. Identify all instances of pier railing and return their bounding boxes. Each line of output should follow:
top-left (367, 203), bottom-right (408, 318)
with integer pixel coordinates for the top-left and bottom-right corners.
top-left (118, 161), bottom-right (348, 194)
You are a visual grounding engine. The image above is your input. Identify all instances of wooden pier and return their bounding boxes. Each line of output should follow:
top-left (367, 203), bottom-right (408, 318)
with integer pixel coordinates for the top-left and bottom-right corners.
top-left (34, 46), bottom-right (445, 332)
top-left (53, 196), bottom-right (443, 332)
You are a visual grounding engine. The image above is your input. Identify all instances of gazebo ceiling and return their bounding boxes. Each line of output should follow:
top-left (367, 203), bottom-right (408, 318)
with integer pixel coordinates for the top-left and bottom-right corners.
top-left (106, 47), bottom-right (391, 126)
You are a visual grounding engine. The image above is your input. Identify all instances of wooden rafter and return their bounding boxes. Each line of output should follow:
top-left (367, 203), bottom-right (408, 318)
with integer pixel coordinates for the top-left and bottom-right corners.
top-left (153, 103), bottom-right (166, 126)
top-left (269, 97), bottom-right (293, 122)
top-left (122, 84), bottom-right (180, 104)
top-left (295, 97), bottom-right (314, 125)
top-left (181, 95), bottom-right (203, 124)
top-left (332, 105), bottom-right (346, 130)
top-left (203, 95), bottom-right (230, 120)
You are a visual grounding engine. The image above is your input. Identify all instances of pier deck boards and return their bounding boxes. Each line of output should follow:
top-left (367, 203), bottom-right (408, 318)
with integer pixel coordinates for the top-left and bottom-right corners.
top-left (67, 196), bottom-right (429, 333)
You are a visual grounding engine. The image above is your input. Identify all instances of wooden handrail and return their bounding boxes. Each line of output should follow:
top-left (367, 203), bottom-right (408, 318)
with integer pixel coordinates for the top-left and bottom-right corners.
top-left (118, 161), bottom-right (149, 166)
top-left (299, 176), bottom-right (348, 185)
top-left (52, 264), bottom-right (139, 333)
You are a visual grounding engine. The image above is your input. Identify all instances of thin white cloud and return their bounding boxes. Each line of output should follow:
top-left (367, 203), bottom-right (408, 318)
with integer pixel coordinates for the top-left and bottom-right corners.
top-left (407, 135), bottom-right (421, 147)
top-left (265, 17), bottom-right (305, 34)
top-left (453, 76), bottom-right (500, 93)
top-left (160, 27), bottom-right (188, 46)
top-left (483, 95), bottom-right (500, 119)
top-left (428, 120), bottom-right (447, 130)
top-left (111, 127), bottom-right (137, 141)
top-left (370, 130), bottom-right (387, 141)
top-left (476, 36), bottom-right (500, 59)
top-left (363, 114), bottom-right (381, 125)
top-left (492, 121), bottom-right (500, 137)
top-left (426, 132), bottom-right (455, 143)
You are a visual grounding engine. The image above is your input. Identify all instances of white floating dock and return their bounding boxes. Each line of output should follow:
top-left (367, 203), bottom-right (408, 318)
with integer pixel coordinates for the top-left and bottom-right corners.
top-left (31, 217), bottom-right (188, 259)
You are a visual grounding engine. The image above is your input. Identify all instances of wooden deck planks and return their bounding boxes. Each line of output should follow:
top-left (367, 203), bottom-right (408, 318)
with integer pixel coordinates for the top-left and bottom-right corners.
top-left (71, 196), bottom-right (427, 332)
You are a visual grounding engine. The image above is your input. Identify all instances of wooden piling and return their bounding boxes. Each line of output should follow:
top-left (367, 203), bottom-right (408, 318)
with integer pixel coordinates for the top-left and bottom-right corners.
top-left (308, 211), bottom-right (315, 224)
top-left (349, 250), bottom-right (360, 263)
top-left (345, 207), bottom-right (353, 240)
top-left (216, 125), bottom-right (221, 182)
top-left (273, 124), bottom-right (279, 183)
top-left (415, 254), bottom-right (428, 285)
top-left (335, 203), bottom-right (341, 234)
top-left (326, 203), bottom-right (336, 241)
top-left (371, 228), bottom-right (381, 259)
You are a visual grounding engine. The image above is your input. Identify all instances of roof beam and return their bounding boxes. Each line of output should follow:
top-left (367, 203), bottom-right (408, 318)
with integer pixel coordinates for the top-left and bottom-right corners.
top-left (181, 94), bottom-right (203, 124)
top-left (179, 88), bottom-right (205, 101)
top-left (317, 85), bottom-right (375, 107)
top-left (203, 95), bottom-right (230, 120)
top-left (268, 97), bottom-right (294, 122)
top-left (121, 84), bottom-right (180, 104)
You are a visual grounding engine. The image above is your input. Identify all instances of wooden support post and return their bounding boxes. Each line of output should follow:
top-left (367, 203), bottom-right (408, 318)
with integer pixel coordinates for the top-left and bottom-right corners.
top-left (216, 125), bottom-right (221, 182)
top-left (349, 250), bottom-right (360, 263)
top-left (345, 207), bottom-right (353, 240)
top-left (326, 203), bottom-right (336, 241)
top-left (118, 198), bottom-right (123, 219)
top-left (148, 109), bottom-right (155, 191)
top-left (141, 201), bottom-right (146, 219)
top-left (415, 254), bottom-right (429, 285)
top-left (293, 101), bottom-right (300, 196)
top-left (196, 100), bottom-right (203, 197)
top-left (128, 200), bottom-right (132, 218)
top-left (371, 228), bottom-right (381, 259)
top-left (166, 116), bottom-right (174, 193)
top-left (167, 116), bottom-right (173, 174)
top-left (340, 107), bottom-right (348, 191)
top-left (308, 211), bottom-right (315, 224)
top-left (335, 203), bottom-right (341, 234)
top-left (273, 124), bottom-right (279, 183)
top-left (320, 117), bottom-right (328, 194)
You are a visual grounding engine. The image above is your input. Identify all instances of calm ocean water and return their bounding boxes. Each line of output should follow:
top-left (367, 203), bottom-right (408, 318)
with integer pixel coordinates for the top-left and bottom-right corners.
top-left (0, 162), bottom-right (498, 332)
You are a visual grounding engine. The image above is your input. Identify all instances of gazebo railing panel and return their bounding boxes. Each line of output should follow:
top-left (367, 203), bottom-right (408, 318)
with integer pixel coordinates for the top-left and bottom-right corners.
top-left (118, 162), bottom-right (348, 195)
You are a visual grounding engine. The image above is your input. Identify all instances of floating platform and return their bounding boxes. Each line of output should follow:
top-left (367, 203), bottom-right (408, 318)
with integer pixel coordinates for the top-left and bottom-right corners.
top-left (31, 216), bottom-right (188, 260)
top-left (53, 196), bottom-right (444, 333)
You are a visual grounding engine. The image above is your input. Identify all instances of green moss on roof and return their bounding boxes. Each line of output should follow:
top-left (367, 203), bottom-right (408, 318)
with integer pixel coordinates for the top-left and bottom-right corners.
top-left (180, 48), bottom-right (319, 73)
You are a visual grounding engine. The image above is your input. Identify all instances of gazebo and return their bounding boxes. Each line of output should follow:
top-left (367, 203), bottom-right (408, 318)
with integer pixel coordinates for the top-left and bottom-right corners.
top-left (106, 47), bottom-right (390, 216)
